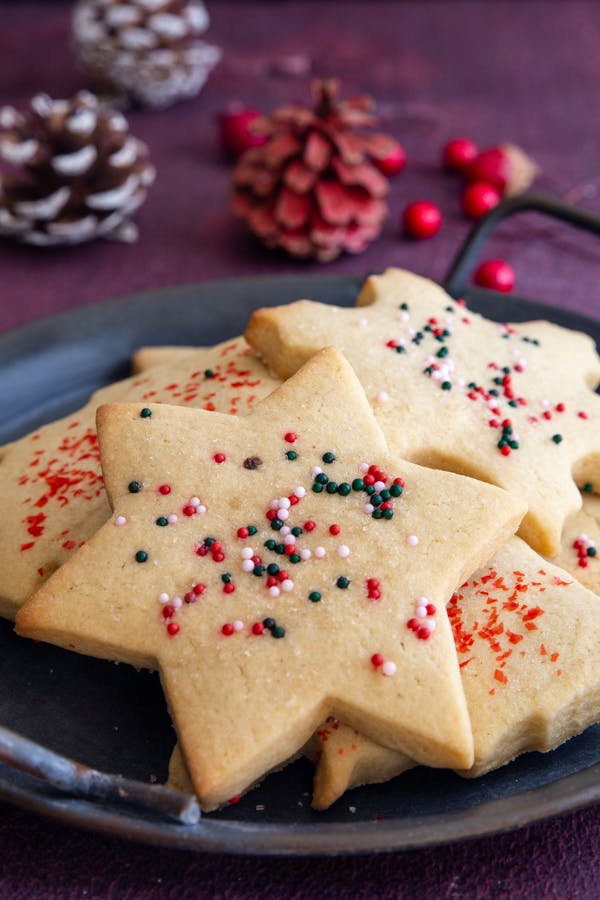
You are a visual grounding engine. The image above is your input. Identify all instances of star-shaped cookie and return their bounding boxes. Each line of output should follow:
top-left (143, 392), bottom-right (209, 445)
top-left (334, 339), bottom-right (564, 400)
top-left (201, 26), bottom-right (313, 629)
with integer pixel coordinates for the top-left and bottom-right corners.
top-left (0, 337), bottom-right (279, 618)
top-left (245, 268), bottom-right (600, 556)
top-left (16, 348), bottom-right (524, 809)
top-left (305, 536), bottom-right (600, 808)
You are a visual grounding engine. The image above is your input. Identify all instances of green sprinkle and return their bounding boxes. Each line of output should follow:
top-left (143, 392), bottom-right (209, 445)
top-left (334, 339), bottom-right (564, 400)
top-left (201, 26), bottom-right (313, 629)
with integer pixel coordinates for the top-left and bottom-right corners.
top-left (315, 472), bottom-right (328, 485)
top-left (271, 625), bottom-right (285, 639)
top-left (309, 591), bottom-right (321, 603)
top-left (441, 381), bottom-right (452, 390)
top-left (247, 525), bottom-right (257, 536)
top-left (276, 543), bottom-right (285, 554)
top-left (583, 483), bottom-right (594, 493)
top-left (390, 483), bottom-right (402, 497)
top-left (337, 483), bottom-right (351, 496)
top-left (322, 451), bottom-right (336, 464)
top-left (502, 366), bottom-right (511, 375)
top-left (400, 302), bottom-right (409, 311)
top-left (325, 481), bottom-right (338, 494)
top-left (371, 493), bottom-right (382, 507)
top-left (291, 526), bottom-right (303, 537)
top-left (264, 539), bottom-right (276, 551)
top-left (155, 517), bottom-right (168, 527)
top-left (135, 550), bottom-right (148, 563)
top-left (267, 564), bottom-right (280, 576)
top-left (336, 576), bottom-right (350, 589)
top-left (352, 478), bottom-right (364, 491)
top-left (253, 565), bottom-right (265, 576)
top-left (271, 518), bottom-right (283, 530)
top-left (383, 508), bottom-right (394, 519)
top-left (587, 547), bottom-right (597, 557)
top-left (552, 434), bottom-right (563, 444)
top-left (508, 400), bottom-right (519, 408)
top-left (380, 489), bottom-right (391, 501)
top-left (312, 483), bottom-right (324, 494)
top-left (498, 439), bottom-right (508, 448)
top-left (128, 481), bottom-right (142, 493)
top-left (140, 408), bottom-right (152, 418)
top-left (204, 369), bottom-right (214, 379)
top-left (285, 450), bottom-right (298, 460)
top-left (436, 347), bottom-right (448, 358)
top-left (221, 573), bottom-right (231, 583)
top-left (289, 553), bottom-right (301, 564)
top-left (364, 484), bottom-right (375, 495)
top-left (395, 345), bottom-right (406, 354)
top-left (372, 508), bottom-right (384, 519)
top-left (509, 440), bottom-right (519, 449)
top-left (263, 617), bottom-right (275, 629)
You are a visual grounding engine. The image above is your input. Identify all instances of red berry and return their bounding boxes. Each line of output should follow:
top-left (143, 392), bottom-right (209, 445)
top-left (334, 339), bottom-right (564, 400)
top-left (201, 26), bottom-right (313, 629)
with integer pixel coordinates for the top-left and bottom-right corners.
top-left (373, 142), bottom-right (406, 176)
top-left (402, 201), bottom-right (442, 239)
top-left (461, 182), bottom-right (501, 220)
top-left (218, 106), bottom-right (267, 158)
top-left (464, 147), bottom-right (510, 191)
top-left (474, 259), bottom-right (516, 293)
top-left (442, 138), bottom-right (478, 173)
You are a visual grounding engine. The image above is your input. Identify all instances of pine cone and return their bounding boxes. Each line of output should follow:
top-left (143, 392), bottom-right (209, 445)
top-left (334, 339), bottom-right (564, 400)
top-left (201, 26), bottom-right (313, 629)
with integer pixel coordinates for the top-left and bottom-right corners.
top-left (231, 80), bottom-right (399, 262)
top-left (73, 0), bottom-right (221, 109)
top-left (0, 91), bottom-right (155, 246)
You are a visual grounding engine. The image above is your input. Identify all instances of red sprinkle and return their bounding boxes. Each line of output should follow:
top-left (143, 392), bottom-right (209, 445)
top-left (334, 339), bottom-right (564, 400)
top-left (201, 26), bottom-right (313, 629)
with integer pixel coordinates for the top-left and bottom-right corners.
top-left (182, 505), bottom-right (197, 517)
top-left (158, 484), bottom-right (171, 495)
top-left (371, 653), bottom-right (384, 668)
top-left (237, 527), bottom-right (249, 538)
top-left (221, 623), bottom-right (234, 636)
top-left (252, 622), bottom-right (265, 635)
top-left (223, 582), bottom-right (235, 594)
top-left (329, 524), bottom-right (341, 535)
top-left (213, 453), bottom-right (226, 463)
top-left (304, 520), bottom-right (316, 532)
top-left (167, 623), bottom-right (180, 636)
top-left (162, 605), bottom-right (174, 619)
top-left (284, 432), bottom-right (297, 443)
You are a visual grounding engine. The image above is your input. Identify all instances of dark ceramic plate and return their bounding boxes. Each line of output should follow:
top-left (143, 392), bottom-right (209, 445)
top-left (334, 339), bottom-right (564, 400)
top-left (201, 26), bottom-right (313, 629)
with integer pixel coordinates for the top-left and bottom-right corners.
top-left (0, 274), bottom-right (599, 856)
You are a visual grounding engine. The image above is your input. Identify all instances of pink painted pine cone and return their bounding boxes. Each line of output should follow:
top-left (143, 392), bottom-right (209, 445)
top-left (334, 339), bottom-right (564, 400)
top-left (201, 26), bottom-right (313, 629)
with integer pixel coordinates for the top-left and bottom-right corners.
top-left (232, 80), bottom-right (399, 262)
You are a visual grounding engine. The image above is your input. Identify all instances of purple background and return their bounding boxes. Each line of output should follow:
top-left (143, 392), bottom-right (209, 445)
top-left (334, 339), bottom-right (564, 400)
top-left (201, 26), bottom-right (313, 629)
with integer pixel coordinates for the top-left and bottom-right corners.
top-left (1, 2), bottom-right (599, 896)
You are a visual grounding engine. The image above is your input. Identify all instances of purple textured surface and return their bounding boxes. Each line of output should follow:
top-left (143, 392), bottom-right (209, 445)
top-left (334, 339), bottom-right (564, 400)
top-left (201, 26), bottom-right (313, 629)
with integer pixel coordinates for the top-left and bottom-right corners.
top-left (0, 1), bottom-right (599, 895)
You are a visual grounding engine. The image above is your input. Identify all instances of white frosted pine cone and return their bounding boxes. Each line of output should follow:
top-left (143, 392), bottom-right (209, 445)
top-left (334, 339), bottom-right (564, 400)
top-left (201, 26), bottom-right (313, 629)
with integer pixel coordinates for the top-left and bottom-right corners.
top-left (0, 91), bottom-right (155, 246)
top-left (72, 0), bottom-right (221, 109)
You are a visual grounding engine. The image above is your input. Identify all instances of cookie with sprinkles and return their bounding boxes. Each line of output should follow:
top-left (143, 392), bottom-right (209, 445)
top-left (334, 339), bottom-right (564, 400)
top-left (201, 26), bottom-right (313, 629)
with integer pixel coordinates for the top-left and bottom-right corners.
top-left (245, 267), bottom-right (600, 556)
top-left (304, 535), bottom-right (600, 808)
top-left (0, 337), bottom-right (279, 619)
top-left (16, 348), bottom-right (525, 810)
top-left (550, 491), bottom-right (600, 593)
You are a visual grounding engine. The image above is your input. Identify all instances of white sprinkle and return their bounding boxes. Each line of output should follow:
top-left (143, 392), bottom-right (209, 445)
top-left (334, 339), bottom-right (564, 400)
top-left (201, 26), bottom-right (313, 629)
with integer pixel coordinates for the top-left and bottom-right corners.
top-left (382, 661), bottom-right (397, 676)
top-left (280, 525), bottom-right (291, 536)
top-left (189, 497), bottom-right (200, 507)
top-left (314, 547), bottom-right (326, 558)
top-left (278, 509), bottom-right (289, 521)
top-left (270, 499), bottom-right (279, 509)
top-left (279, 497), bottom-right (291, 509)
top-left (310, 466), bottom-right (323, 477)
top-left (281, 579), bottom-right (294, 592)
top-left (417, 595), bottom-right (429, 605)
top-left (172, 596), bottom-right (182, 609)
top-left (374, 480), bottom-right (385, 492)
top-left (233, 620), bottom-right (244, 632)
top-left (426, 620), bottom-right (436, 633)
top-left (359, 463), bottom-right (369, 473)
top-left (158, 593), bottom-right (169, 603)
top-left (197, 505), bottom-right (206, 515)
top-left (541, 399), bottom-right (550, 408)
top-left (376, 391), bottom-right (389, 402)
top-left (167, 514), bottom-right (178, 524)
top-left (284, 534), bottom-right (296, 545)
top-left (359, 317), bottom-right (368, 327)
top-left (268, 586), bottom-right (280, 598)
top-left (114, 515), bottom-right (127, 526)
top-left (579, 533), bottom-right (589, 543)
top-left (400, 311), bottom-right (410, 322)
top-left (416, 606), bottom-right (427, 618)
top-left (295, 486), bottom-right (306, 498)
top-left (407, 534), bottom-right (419, 547)
top-left (241, 548), bottom-right (254, 559)
top-left (241, 560), bottom-right (254, 573)
top-left (338, 545), bottom-right (350, 558)
top-left (364, 504), bottom-right (374, 514)
top-left (300, 549), bottom-right (311, 560)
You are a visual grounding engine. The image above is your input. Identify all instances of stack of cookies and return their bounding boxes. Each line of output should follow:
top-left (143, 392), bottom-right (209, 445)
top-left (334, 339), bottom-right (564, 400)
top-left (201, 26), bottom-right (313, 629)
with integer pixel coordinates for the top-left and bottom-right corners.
top-left (5, 268), bottom-right (600, 811)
